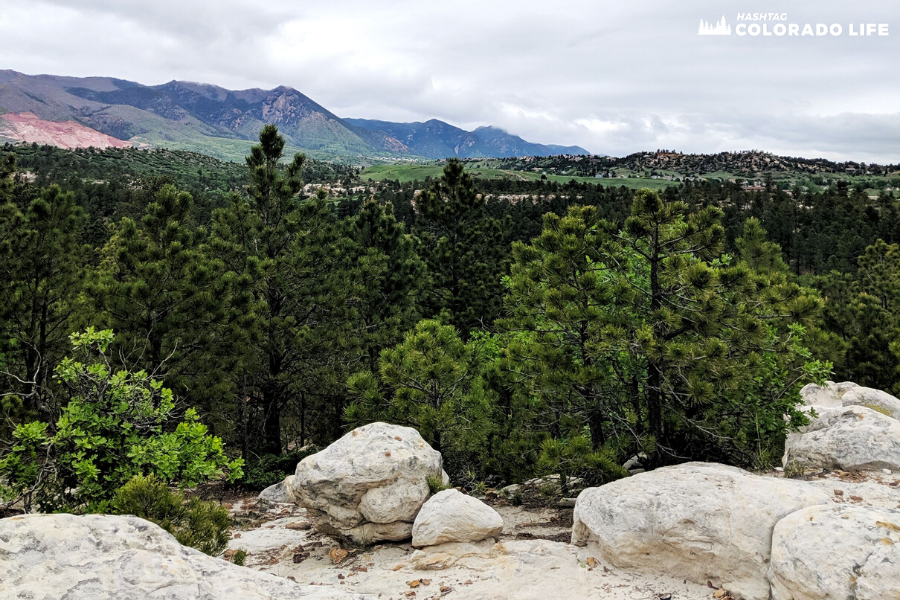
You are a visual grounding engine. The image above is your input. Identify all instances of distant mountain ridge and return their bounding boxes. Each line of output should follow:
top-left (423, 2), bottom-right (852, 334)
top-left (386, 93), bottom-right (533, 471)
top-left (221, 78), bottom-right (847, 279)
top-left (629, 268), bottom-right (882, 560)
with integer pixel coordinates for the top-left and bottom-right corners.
top-left (0, 70), bottom-right (589, 161)
top-left (344, 119), bottom-right (589, 159)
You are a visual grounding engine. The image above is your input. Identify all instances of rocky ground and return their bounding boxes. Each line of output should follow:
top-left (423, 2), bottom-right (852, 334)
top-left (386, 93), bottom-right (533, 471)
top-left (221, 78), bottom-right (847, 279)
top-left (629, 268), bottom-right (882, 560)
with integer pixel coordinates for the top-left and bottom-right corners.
top-left (213, 465), bottom-right (897, 600)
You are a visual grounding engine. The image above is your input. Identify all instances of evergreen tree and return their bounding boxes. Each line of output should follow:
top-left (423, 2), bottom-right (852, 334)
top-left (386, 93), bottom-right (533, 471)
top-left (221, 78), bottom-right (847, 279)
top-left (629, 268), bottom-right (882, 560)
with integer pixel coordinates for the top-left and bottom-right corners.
top-left (211, 126), bottom-right (352, 454)
top-left (0, 184), bottom-right (86, 415)
top-left (504, 192), bottom-right (827, 466)
top-left (346, 199), bottom-right (428, 372)
top-left (415, 159), bottom-right (506, 334)
top-left (83, 184), bottom-right (234, 415)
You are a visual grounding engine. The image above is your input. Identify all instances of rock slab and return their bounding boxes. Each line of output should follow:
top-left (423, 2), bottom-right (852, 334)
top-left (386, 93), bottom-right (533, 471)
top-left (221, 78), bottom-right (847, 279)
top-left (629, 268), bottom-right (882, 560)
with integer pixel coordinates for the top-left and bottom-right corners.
top-left (783, 405), bottom-right (900, 471)
top-left (412, 488), bottom-right (504, 547)
top-left (291, 422), bottom-right (443, 544)
top-left (258, 474), bottom-right (296, 503)
top-left (0, 513), bottom-right (367, 600)
top-left (571, 462), bottom-right (830, 600)
top-left (769, 504), bottom-right (900, 600)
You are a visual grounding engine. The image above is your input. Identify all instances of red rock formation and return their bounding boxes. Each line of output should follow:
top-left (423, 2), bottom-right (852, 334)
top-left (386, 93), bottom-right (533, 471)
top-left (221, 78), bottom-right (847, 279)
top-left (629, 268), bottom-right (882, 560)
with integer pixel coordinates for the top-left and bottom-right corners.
top-left (0, 112), bottom-right (130, 149)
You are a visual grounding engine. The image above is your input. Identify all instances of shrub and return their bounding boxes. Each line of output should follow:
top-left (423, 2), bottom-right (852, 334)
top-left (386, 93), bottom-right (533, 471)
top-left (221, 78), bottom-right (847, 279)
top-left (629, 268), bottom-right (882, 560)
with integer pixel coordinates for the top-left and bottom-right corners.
top-left (110, 474), bottom-right (231, 556)
top-left (0, 329), bottom-right (243, 512)
top-left (232, 549), bottom-right (247, 566)
top-left (237, 446), bottom-right (320, 491)
top-left (426, 473), bottom-right (450, 494)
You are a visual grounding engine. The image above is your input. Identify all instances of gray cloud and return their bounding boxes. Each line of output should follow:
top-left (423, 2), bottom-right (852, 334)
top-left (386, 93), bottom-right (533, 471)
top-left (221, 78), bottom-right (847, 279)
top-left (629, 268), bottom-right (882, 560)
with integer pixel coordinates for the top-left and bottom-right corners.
top-left (1, 0), bottom-right (898, 161)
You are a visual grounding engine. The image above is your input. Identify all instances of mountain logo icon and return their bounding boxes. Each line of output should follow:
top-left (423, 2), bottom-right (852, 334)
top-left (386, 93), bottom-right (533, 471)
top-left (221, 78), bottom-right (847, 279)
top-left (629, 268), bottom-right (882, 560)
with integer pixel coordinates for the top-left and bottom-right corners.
top-left (698, 16), bottom-right (732, 35)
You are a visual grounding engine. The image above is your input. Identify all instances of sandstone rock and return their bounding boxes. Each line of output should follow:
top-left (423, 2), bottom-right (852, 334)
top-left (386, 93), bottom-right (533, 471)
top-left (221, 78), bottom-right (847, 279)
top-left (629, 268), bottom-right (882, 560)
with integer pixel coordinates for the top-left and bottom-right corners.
top-left (769, 504), bottom-right (900, 600)
top-left (258, 475), bottom-right (296, 503)
top-left (799, 381), bottom-right (858, 409)
top-left (0, 513), bottom-right (368, 600)
top-left (291, 422), bottom-right (443, 544)
top-left (840, 386), bottom-right (900, 420)
top-left (411, 489), bottom-right (504, 547)
top-left (571, 462), bottom-right (830, 600)
top-left (783, 405), bottom-right (900, 471)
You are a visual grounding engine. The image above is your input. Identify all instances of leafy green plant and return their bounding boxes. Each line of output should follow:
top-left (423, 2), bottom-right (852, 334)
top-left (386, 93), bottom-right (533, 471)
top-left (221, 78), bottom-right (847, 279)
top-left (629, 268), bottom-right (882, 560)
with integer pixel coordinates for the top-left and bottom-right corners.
top-left (0, 328), bottom-right (243, 512)
top-left (236, 447), bottom-right (320, 491)
top-left (110, 474), bottom-right (231, 556)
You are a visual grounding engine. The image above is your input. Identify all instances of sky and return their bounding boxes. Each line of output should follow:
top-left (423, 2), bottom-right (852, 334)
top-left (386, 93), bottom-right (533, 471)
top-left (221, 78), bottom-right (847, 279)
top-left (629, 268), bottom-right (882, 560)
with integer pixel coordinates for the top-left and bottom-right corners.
top-left (1, 0), bottom-right (898, 162)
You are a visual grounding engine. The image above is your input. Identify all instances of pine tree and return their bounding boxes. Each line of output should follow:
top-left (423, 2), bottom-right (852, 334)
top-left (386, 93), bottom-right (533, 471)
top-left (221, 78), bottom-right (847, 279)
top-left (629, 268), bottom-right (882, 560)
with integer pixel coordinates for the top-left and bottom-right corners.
top-left (0, 184), bottom-right (87, 414)
top-left (346, 199), bottom-right (428, 372)
top-left (503, 192), bottom-right (827, 467)
top-left (83, 184), bottom-right (234, 414)
top-left (211, 126), bottom-right (352, 454)
top-left (415, 159), bottom-right (506, 335)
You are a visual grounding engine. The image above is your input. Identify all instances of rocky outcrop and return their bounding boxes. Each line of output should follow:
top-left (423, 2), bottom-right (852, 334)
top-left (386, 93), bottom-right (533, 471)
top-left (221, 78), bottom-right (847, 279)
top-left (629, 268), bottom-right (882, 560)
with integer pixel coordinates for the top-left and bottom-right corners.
top-left (411, 489), bottom-right (503, 547)
top-left (0, 513), bottom-right (368, 600)
top-left (841, 386), bottom-right (900, 420)
top-left (291, 422), bottom-right (443, 544)
top-left (783, 405), bottom-right (900, 471)
top-left (769, 504), bottom-right (900, 600)
top-left (571, 462), bottom-right (830, 600)
top-left (799, 380), bottom-right (855, 409)
top-left (258, 475), bottom-right (296, 503)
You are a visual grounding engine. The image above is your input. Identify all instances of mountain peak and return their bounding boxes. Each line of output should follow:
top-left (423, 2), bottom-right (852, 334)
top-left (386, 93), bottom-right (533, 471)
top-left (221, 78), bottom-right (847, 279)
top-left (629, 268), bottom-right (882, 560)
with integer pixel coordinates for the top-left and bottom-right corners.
top-left (0, 71), bottom-right (591, 161)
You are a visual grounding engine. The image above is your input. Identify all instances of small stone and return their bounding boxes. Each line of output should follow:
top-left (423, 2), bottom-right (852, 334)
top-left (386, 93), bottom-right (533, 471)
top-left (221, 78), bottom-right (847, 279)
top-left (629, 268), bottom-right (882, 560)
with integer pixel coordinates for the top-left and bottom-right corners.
top-left (850, 495), bottom-right (863, 502)
top-left (833, 490), bottom-right (844, 496)
top-left (407, 580), bottom-right (421, 588)
top-left (714, 590), bottom-right (728, 598)
top-left (586, 556), bottom-right (596, 567)
top-left (393, 563), bottom-right (404, 571)
top-left (884, 469), bottom-right (893, 475)
top-left (337, 574), bottom-right (345, 580)
top-left (329, 548), bottom-right (348, 564)
top-left (285, 521), bottom-right (312, 531)
top-left (233, 533), bottom-right (241, 539)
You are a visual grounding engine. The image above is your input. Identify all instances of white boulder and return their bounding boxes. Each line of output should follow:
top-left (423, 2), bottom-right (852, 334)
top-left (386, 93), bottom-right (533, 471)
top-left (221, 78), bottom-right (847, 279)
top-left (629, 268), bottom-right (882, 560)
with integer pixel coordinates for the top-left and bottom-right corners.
top-left (411, 488), bottom-right (504, 547)
top-left (291, 422), bottom-right (443, 544)
top-left (799, 381), bottom-right (847, 408)
top-left (841, 386), bottom-right (900, 420)
top-left (783, 405), bottom-right (900, 471)
top-left (0, 513), bottom-right (368, 600)
top-left (571, 462), bottom-right (830, 600)
top-left (258, 475), bottom-right (296, 503)
top-left (769, 504), bottom-right (900, 600)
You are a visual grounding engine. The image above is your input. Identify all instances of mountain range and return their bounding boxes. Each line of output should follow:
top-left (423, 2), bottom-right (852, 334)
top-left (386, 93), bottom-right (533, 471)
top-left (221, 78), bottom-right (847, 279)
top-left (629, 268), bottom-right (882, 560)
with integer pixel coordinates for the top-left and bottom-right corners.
top-left (0, 70), bottom-right (589, 162)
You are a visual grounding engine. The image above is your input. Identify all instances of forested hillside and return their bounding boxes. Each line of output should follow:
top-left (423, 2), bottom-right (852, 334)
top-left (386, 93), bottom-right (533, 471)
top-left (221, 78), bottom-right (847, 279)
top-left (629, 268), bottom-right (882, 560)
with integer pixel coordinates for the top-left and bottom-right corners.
top-left (3, 127), bottom-right (900, 512)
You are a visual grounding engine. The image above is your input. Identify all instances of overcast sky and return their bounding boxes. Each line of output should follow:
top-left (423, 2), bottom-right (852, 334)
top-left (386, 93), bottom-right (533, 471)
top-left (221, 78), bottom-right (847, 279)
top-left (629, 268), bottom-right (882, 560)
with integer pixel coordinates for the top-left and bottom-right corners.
top-left (1, 1), bottom-right (898, 162)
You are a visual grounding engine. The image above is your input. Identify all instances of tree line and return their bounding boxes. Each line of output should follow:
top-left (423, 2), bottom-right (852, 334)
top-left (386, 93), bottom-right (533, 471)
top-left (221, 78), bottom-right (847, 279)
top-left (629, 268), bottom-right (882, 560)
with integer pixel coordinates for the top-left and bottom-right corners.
top-left (2, 127), bottom-right (899, 500)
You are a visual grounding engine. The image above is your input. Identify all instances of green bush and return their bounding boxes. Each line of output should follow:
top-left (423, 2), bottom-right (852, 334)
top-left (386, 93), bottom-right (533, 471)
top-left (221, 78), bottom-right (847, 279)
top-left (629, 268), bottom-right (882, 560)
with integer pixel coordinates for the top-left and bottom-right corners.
top-left (111, 474), bottom-right (231, 556)
top-left (0, 329), bottom-right (243, 512)
top-left (237, 447), bottom-right (320, 491)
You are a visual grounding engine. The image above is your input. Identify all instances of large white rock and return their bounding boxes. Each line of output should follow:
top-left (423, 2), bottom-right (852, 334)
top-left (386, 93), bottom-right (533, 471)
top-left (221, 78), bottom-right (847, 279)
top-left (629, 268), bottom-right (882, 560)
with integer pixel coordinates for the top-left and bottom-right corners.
top-left (571, 462), bottom-right (830, 600)
top-left (783, 405), bottom-right (900, 471)
top-left (841, 386), bottom-right (900, 420)
top-left (411, 488), bottom-right (504, 547)
top-left (291, 422), bottom-right (443, 544)
top-left (258, 475), bottom-right (296, 503)
top-left (769, 504), bottom-right (900, 600)
top-left (0, 513), bottom-right (368, 600)
top-left (799, 381), bottom-right (848, 408)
